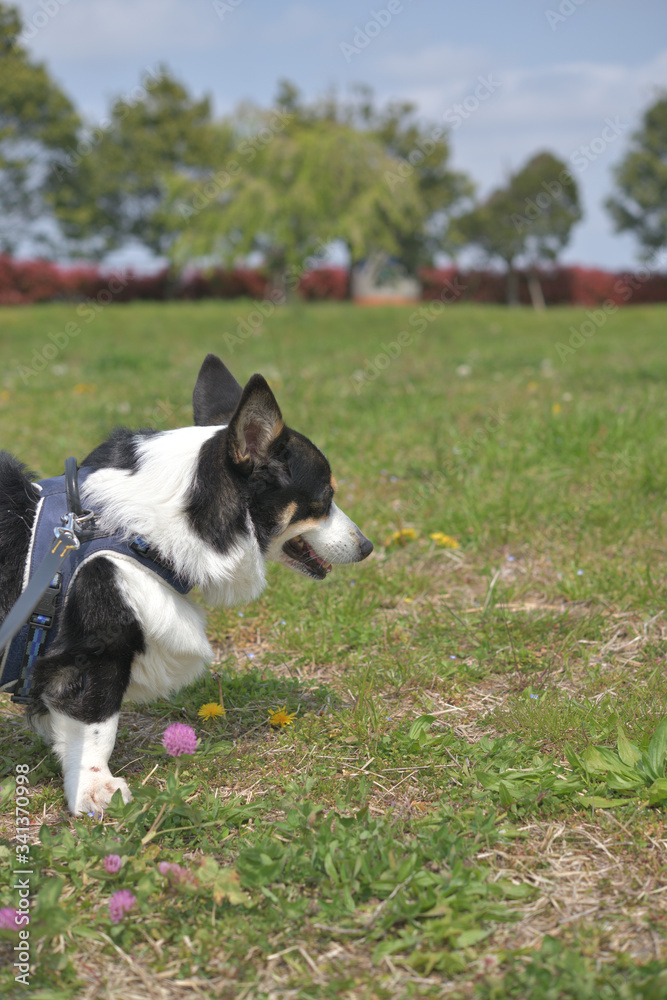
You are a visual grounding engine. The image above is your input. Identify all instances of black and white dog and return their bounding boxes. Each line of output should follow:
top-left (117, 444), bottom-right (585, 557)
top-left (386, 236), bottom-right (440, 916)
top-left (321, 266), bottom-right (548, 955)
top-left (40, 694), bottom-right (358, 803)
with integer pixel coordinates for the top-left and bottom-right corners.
top-left (0, 356), bottom-right (372, 814)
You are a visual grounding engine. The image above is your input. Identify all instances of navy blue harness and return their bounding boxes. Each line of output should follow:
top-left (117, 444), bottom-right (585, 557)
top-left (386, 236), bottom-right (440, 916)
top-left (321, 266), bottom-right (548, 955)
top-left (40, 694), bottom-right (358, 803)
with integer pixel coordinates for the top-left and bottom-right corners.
top-left (0, 467), bottom-right (191, 704)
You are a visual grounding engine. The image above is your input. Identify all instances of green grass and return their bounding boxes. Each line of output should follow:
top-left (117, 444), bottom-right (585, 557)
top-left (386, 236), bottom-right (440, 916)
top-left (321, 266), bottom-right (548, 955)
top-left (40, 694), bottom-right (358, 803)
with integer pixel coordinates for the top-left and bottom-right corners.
top-left (1, 301), bottom-right (667, 998)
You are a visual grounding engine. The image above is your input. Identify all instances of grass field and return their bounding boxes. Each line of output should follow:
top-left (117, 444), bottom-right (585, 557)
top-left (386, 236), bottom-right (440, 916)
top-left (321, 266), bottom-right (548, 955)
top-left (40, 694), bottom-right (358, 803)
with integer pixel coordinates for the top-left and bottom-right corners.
top-left (1, 300), bottom-right (667, 998)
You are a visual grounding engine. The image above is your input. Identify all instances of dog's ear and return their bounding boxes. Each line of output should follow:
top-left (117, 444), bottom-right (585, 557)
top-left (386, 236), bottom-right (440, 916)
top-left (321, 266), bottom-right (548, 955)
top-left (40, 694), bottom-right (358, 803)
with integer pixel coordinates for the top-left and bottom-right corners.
top-left (227, 374), bottom-right (283, 467)
top-left (193, 354), bottom-right (244, 425)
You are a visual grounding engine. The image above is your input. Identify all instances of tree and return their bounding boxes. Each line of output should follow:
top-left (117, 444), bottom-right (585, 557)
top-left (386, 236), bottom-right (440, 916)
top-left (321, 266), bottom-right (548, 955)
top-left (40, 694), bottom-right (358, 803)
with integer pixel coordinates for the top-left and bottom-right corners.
top-left (55, 68), bottom-right (226, 258)
top-left (0, 3), bottom-right (80, 255)
top-left (163, 82), bottom-right (472, 286)
top-left (163, 108), bottom-right (425, 291)
top-left (606, 94), bottom-right (667, 260)
top-left (458, 152), bottom-right (581, 306)
top-left (273, 81), bottom-right (474, 274)
top-left (344, 86), bottom-right (474, 271)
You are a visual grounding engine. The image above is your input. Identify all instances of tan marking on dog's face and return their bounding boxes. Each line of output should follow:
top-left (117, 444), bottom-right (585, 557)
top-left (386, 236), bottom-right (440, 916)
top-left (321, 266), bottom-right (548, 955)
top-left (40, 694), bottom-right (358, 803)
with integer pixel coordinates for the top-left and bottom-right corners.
top-left (290, 516), bottom-right (327, 534)
top-left (271, 510), bottom-right (329, 550)
top-left (331, 475), bottom-right (338, 493)
top-left (279, 501), bottom-right (298, 531)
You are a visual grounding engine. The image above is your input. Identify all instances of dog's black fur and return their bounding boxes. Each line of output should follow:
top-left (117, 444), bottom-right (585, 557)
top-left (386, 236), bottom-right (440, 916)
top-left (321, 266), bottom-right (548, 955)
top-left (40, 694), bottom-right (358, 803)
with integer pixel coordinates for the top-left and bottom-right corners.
top-left (0, 356), bottom-right (372, 813)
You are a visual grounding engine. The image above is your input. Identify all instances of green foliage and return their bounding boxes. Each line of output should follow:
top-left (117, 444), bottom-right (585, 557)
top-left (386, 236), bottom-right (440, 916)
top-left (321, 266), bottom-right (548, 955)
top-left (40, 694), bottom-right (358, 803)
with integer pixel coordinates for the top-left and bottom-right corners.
top-left (165, 113), bottom-right (423, 280)
top-left (478, 936), bottom-right (667, 999)
top-left (472, 720), bottom-right (667, 813)
top-left (567, 719), bottom-right (667, 807)
top-left (56, 67), bottom-right (225, 256)
top-left (338, 83), bottom-right (474, 269)
top-left (164, 81), bottom-right (473, 278)
top-left (606, 93), bottom-right (667, 259)
top-left (3, 302), bottom-right (667, 994)
top-left (474, 735), bottom-right (585, 811)
top-left (0, 2), bottom-right (80, 253)
top-left (458, 151), bottom-right (581, 303)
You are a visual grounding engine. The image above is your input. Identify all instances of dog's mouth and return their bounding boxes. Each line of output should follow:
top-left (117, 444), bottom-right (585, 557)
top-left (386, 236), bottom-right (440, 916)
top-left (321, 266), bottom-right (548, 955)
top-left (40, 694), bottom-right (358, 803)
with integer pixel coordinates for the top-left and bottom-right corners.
top-left (281, 535), bottom-right (332, 580)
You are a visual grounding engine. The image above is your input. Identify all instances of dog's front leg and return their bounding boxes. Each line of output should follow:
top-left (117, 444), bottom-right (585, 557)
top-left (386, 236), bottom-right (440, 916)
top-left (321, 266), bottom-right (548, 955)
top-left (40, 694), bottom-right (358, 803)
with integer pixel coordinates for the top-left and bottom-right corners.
top-left (28, 558), bottom-right (143, 814)
top-left (47, 709), bottom-right (132, 815)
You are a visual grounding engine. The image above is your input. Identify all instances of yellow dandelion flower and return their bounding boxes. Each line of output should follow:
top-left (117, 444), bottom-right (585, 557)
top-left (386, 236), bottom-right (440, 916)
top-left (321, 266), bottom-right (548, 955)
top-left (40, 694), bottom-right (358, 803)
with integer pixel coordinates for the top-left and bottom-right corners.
top-left (386, 528), bottom-right (418, 546)
top-left (198, 702), bottom-right (225, 720)
top-left (268, 706), bottom-right (297, 728)
top-left (552, 402), bottom-right (562, 415)
top-left (73, 382), bottom-right (97, 394)
top-left (429, 532), bottom-right (460, 548)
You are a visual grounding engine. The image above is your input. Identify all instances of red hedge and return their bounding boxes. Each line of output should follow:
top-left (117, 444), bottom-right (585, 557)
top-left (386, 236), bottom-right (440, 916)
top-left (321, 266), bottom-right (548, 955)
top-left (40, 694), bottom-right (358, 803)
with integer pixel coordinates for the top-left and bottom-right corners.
top-left (419, 265), bottom-right (667, 306)
top-left (2, 256), bottom-right (667, 306)
top-left (299, 268), bottom-right (349, 301)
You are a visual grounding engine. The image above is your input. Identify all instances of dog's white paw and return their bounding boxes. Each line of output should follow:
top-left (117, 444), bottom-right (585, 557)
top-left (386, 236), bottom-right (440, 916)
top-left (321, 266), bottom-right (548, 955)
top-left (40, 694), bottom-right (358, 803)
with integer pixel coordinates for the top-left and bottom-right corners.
top-left (67, 772), bottom-right (132, 816)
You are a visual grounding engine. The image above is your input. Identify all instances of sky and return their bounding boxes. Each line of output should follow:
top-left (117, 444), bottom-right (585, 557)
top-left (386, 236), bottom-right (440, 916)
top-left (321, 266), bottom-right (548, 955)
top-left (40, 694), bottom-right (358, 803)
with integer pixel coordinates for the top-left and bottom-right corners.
top-left (13, 0), bottom-right (667, 270)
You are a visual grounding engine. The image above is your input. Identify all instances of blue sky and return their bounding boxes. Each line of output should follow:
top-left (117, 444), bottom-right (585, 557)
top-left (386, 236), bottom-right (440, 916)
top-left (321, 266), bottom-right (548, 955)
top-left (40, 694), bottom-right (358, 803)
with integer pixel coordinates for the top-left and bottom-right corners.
top-left (14, 0), bottom-right (667, 269)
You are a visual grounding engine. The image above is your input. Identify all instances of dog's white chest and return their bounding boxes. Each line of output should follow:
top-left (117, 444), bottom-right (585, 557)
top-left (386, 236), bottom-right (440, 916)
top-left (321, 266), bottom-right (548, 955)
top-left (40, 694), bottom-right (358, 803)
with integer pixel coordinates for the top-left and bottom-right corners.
top-left (108, 557), bottom-right (214, 703)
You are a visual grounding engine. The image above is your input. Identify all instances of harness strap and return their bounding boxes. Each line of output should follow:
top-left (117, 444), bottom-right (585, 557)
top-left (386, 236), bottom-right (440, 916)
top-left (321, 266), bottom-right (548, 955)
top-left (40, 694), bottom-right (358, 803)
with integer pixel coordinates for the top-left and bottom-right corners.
top-left (65, 456), bottom-right (83, 516)
top-left (11, 573), bottom-right (62, 706)
top-left (0, 459), bottom-right (193, 704)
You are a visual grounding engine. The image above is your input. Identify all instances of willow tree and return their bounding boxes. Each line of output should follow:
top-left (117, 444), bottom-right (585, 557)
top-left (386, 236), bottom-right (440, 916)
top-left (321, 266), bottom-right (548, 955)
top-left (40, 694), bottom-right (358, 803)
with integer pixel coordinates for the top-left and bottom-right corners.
top-left (163, 112), bottom-right (424, 293)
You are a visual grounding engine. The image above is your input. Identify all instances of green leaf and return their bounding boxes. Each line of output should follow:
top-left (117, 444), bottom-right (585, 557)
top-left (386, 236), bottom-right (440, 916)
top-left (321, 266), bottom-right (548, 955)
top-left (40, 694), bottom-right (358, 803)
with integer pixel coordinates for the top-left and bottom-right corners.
top-left (647, 719), bottom-right (667, 777)
top-left (408, 715), bottom-right (436, 741)
top-left (455, 927), bottom-right (492, 948)
top-left (616, 726), bottom-right (641, 767)
top-left (647, 778), bottom-right (667, 807)
top-left (498, 781), bottom-right (516, 808)
top-left (197, 857), bottom-right (251, 907)
top-left (564, 743), bottom-right (584, 771)
top-left (34, 876), bottom-right (64, 909)
top-left (582, 746), bottom-right (637, 779)
top-left (497, 881), bottom-right (533, 900)
top-left (580, 795), bottom-right (632, 809)
top-left (475, 771), bottom-right (500, 790)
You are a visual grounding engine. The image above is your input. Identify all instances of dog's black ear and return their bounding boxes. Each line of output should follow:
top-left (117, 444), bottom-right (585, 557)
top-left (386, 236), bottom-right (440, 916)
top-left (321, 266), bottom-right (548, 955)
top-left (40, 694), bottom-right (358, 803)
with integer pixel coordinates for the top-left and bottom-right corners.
top-left (227, 374), bottom-right (283, 467)
top-left (193, 354), bottom-right (244, 425)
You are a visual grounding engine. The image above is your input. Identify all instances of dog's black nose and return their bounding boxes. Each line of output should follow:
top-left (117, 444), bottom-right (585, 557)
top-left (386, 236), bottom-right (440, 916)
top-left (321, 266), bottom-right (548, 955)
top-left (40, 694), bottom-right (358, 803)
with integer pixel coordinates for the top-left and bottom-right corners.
top-left (359, 538), bottom-right (373, 559)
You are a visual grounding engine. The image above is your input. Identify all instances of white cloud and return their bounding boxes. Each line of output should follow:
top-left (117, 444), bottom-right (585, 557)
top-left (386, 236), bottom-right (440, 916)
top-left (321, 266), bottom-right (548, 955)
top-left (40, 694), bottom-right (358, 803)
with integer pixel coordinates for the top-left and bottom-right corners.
top-left (16, 0), bottom-right (233, 58)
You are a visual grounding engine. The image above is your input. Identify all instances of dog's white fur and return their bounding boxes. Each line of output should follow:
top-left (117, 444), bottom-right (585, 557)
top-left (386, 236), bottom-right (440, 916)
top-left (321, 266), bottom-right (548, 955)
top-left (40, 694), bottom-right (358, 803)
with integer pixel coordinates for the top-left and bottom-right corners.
top-left (37, 710), bottom-right (131, 815)
top-left (82, 425), bottom-right (268, 607)
top-left (36, 424), bottom-right (367, 815)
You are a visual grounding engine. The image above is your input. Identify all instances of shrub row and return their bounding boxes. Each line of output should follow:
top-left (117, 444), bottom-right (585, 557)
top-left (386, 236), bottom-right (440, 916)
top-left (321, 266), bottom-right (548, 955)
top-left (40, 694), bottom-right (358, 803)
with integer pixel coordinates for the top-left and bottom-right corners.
top-left (0, 257), bottom-right (348, 306)
top-left (420, 265), bottom-right (667, 306)
top-left (1, 256), bottom-right (666, 306)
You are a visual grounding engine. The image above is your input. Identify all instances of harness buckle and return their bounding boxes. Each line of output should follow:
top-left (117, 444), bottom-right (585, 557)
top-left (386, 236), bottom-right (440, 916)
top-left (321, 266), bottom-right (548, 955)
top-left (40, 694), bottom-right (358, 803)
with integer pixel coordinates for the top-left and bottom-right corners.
top-left (29, 612), bottom-right (53, 629)
top-left (53, 509), bottom-right (95, 549)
